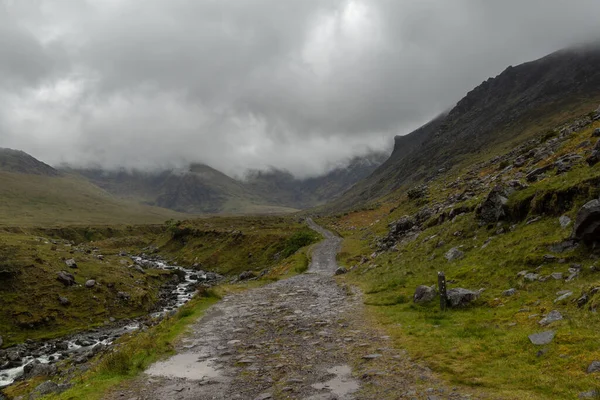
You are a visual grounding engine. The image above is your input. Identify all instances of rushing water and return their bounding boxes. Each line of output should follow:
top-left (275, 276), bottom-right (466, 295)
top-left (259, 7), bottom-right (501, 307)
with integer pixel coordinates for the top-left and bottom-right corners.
top-left (0, 256), bottom-right (220, 388)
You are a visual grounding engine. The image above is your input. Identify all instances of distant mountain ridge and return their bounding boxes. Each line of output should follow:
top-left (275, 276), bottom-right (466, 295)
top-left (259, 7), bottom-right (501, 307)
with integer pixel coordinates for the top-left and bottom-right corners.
top-left (0, 148), bottom-right (59, 176)
top-left (331, 45), bottom-right (600, 209)
top-left (62, 150), bottom-right (388, 214)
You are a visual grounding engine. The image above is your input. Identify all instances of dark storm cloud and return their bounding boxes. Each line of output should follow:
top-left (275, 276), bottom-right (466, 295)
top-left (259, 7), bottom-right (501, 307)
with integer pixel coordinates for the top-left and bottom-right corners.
top-left (1, 0), bottom-right (600, 177)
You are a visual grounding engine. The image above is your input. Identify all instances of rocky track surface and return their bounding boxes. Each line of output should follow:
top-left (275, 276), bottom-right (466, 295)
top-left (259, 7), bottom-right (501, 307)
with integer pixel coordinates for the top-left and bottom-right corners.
top-left (106, 220), bottom-right (479, 400)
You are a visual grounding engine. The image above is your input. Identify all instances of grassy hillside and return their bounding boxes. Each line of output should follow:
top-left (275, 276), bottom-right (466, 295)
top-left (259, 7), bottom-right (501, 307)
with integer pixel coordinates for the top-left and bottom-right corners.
top-left (319, 110), bottom-right (600, 399)
top-left (0, 172), bottom-right (188, 226)
top-left (0, 148), bottom-right (59, 176)
top-left (155, 215), bottom-right (320, 276)
top-left (0, 215), bottom-right (318, 349)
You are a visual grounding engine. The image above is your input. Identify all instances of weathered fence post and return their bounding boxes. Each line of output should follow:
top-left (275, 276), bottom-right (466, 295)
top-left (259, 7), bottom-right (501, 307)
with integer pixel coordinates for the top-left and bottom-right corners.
top-left (438, 271), bottom-right (447, 311)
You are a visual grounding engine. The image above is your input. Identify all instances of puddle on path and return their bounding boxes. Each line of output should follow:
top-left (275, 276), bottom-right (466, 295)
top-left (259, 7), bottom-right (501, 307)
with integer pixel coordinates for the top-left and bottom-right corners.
top-left (146, 353), bottom-right (222, 381)
top-left (311, 365), bottom-right (359, 398)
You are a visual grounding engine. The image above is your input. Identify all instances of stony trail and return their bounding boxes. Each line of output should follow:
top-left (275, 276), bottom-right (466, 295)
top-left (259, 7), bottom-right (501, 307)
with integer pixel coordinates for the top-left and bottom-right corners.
top-left (107, 220), bottom-right (478, 400)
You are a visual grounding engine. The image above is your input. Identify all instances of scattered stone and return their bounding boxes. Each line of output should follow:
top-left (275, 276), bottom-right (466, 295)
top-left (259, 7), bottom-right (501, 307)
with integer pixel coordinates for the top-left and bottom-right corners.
top-left (447, 288), bottom-right (479, 307)
top-left (587, 140), bottom-right (600, 165)
top-left (444, 247), bottom-right (464, 262)
top-left (31, 381), bottom-right (62, 396)
top-left (23, 361), bottom-right (58, 379)
top-left (362, 354), bottom-right (382, 360)
top-left (566, 270), bottom-right (580, 282)
top-left (65, 258), bottom-right (77, 269)
top-left (528, 330), bottom-right (556, 345)
top-left (580, 390), bottom-right (600, 398)
top-left (254, 394), bottom-right (273, 400)
top-left (554, 291), bottom-right (573, 303)
top-left (526, 216), bottom-right (541, 225)
top-left (117, 291), bottom-right (131, 301)
top-left (502, 288), bottom-right (517, 297)
top-left (334, 267), bottom-right (348, 276)
top-left (56, 271), bottom-right (75, 286)
top-left (548, 239), bottom-right (579, 253)
top-left (559, 215), bottom-right (572, 229)
top-left (414, 285), bottom-right (436, 303)
top-left (550, 272), bottom-right (563, 280)
top-left (526, 165), bottom-right (553, 182)
top-left (594, 128), bottom-right (600, 137)
top-left (539, 311), bottom-right (563, 326)
top-left (85, 279), bottom-right (96, 288)
top-left (572, 199), bottom-right (600, 246)
top-left (239, 271), bottom-right (256, 281)
top-left (587, 361), bottom-right (600, 374)
top-left (477, 185), bottom-right (508, 223)
top-left (523, 273), bottom-right (539, 282)
top-left (577, 293), bottom-right (589, 308)
top-left (58, 296), bottom-right (70, 306)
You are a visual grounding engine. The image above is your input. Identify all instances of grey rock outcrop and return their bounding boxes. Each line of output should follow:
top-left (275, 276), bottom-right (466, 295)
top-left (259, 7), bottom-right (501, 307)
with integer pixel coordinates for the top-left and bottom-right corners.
top-left (30, 381), bottom-right (71, 399)
top-left (65, 258), bottom-right (77, 269)
top-left (586, 140), bottom-right (600, 166)
top-left (572, 199), bottom-right (600, 246)
top-left (56, 271), bottom-right (75, 286)
top-left (117, 291), bottom-right (131, 301)
top-left (539, 310), bottom-right (563, 326)
top-left (239, 271), bottom-right (256, 281)
top-left (444, 247), bottom-right (464, 261)
top-left (477, 185), bottom-right (508, 224)
top-left (559, 215), bottom-right (572, 228)
top-left (85, 279), bottom-right (96, 288)
top-left (528, 330), bottom-right (556, 345)
top-left (413, 285), bottom-right (436, 303)
top-left (587, 361), bottom-right (600, 373)
top-left (447, 288), bottom-right (479, 307)
top-left (23, 360), bottom-right (57, 379)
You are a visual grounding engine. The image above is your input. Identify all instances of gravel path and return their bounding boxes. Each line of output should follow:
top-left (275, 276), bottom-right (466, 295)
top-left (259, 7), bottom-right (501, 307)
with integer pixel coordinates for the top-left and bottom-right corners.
top-left (106, 219), bottom-right (479, 400)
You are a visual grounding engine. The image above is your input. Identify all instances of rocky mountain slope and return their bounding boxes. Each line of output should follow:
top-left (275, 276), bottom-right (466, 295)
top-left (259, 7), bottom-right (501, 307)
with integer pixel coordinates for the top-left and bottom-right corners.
top-left (319, 103), bottom-right (600, 398)
top-left (243, 152), bottom-right (388, 209)
top-left (332, 45), bottom-right (600, 210)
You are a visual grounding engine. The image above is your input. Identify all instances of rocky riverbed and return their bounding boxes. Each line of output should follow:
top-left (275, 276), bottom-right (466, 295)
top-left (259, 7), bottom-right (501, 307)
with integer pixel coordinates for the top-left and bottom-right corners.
top-left (0, 255), bottom-right (222, 389)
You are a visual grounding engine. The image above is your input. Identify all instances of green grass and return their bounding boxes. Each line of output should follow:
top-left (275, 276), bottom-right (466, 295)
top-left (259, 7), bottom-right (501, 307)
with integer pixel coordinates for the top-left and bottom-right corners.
top-left (0, 216), bottom-right (319, 348)
top-left (320, 116), bottom-right (600, 398)
top-left (157, 216), bottom-right (321, 276)
top-left (0, 230), bottom-right (178, 347)
top-left (333, 215), bottom-right (600, 399)
top-left (0, 172), bottom-right (188, 226)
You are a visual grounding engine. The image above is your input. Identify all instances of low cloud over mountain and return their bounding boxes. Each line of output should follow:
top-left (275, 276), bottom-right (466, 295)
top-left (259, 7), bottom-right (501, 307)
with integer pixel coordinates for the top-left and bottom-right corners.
top-left (1, 1), bottom-right (600, 177)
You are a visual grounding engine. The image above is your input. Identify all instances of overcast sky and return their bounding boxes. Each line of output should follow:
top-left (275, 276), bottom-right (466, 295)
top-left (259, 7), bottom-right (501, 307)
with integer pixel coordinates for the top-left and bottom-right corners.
top-left (1, 0), bottom-right (600, 178)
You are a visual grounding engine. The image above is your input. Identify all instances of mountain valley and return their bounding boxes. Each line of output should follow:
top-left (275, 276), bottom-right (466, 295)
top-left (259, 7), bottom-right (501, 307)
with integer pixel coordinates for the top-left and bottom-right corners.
top-left (3, 43), bottom-right (600, 400)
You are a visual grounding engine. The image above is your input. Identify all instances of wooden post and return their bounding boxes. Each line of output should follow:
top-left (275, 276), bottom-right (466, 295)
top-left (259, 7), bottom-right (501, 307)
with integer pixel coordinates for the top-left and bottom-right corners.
top-left (438, 271), bottom-right (447, 311)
